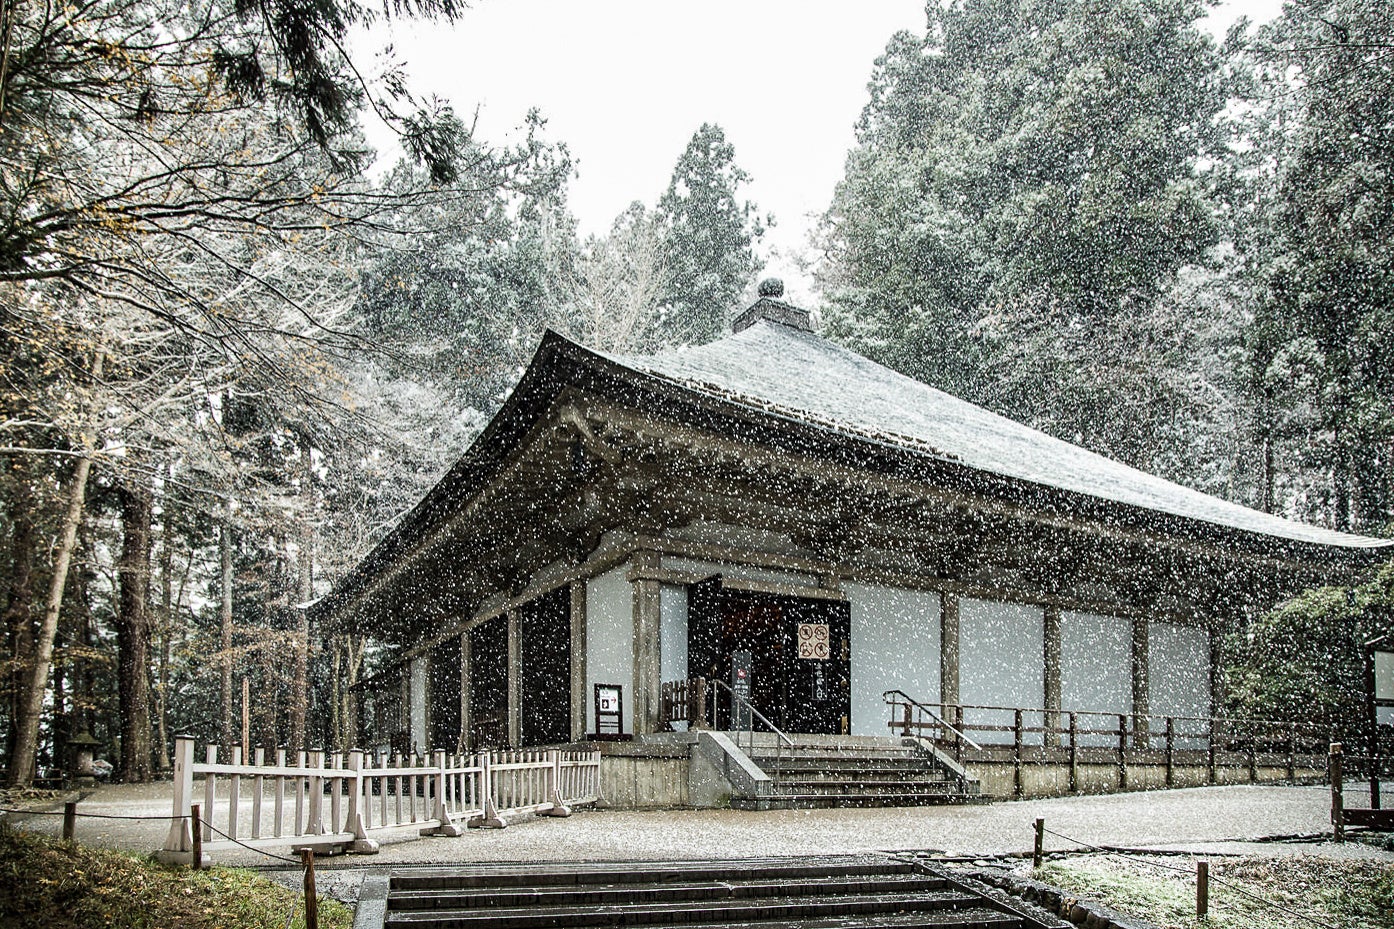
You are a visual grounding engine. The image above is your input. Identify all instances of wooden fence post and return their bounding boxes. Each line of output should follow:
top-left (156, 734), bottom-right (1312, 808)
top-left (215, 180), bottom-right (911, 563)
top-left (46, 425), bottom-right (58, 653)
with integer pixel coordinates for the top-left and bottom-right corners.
top-left (1196, 860), bottom-right (1208, 918)
top-left (301, 848), bottom-right (318, 929)
top-left (431, 750), bottom-right (465, 835)
top-left (203, 744), bottom-right (217, 842)
top-left (1117, 714), bottom-right (1129, 790)
top-left (62, 802), bottom-right (76, 842)
top-left (543, 749), bottom-right (572, 817)
top-left (345, 749), bottom-right (380, 853)
top-left (468, 752), bottom-right (505, 828)
top-left (160, 736), bottom-right (195, 860)
top-left (1067, 713), bottom-right (1079, 793)
top-left (227, 745), bottom-right (241, 840)
top-left (1330, 742), bottom-right (1345, 843)
top-left (191, 803), bottom-right (203, 870)
top-left (1013, 709), bottom-right (1024, 798)
top-left (1165, 717), bottom-right (1175, 788)
top-left (1033, 817), bottom-right (1044, 868)
top-left (1207, 717), bottom-right (1218, 784)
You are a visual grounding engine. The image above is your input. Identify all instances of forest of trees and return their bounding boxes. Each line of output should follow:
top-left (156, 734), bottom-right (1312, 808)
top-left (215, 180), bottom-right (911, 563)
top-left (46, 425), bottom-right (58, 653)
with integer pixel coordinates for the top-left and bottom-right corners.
top-left (0, 0), bottom-right (1389, 784)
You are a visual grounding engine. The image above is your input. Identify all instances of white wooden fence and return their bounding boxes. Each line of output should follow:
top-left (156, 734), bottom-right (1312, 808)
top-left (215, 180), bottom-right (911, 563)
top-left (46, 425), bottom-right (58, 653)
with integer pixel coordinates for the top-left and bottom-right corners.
top-left (157, 737), bottom-right (601, 864)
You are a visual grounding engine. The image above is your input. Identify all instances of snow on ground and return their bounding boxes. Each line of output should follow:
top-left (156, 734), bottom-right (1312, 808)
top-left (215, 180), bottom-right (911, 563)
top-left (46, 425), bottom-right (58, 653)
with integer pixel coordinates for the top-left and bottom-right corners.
top-left (10, 782), bottom-right (1393, 870)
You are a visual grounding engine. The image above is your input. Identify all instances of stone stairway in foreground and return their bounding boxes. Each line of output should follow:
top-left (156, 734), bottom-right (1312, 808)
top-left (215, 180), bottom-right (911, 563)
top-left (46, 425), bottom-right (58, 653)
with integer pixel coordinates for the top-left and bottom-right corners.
top-left (738, 734), bottom-right (980, 809)
top-left (382, 856), bottom-right (1051, 929)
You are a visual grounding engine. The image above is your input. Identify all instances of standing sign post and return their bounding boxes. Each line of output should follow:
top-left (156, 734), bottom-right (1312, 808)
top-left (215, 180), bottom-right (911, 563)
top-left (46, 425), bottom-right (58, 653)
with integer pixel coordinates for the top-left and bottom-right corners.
top-left (731, 651), bottom-right (752, 730)
top-left (594, 684), bottom-right (624, 740)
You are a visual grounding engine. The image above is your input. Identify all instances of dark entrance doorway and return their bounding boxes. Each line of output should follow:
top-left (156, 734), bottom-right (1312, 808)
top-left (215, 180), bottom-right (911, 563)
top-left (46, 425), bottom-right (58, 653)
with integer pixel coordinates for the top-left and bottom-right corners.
top-left (428, 637), bottom-right (462, 751)
top-left (519, 586), bottom-right (571, 746)
top-left (688, 577), bottom-right (850, 734)
top-left (468, 616), bottom-right (508, 749)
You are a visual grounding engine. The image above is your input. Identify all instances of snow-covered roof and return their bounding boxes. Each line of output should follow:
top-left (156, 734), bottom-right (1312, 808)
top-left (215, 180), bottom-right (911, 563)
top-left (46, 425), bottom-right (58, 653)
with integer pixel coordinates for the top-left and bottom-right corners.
top-left (603, 319), bottom-right (1388, 552)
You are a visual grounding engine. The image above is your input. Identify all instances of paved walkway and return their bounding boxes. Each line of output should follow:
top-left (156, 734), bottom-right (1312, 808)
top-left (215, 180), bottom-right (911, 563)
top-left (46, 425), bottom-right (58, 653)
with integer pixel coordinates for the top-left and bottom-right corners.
top-left (8, 781), bottom-right (1393, 869)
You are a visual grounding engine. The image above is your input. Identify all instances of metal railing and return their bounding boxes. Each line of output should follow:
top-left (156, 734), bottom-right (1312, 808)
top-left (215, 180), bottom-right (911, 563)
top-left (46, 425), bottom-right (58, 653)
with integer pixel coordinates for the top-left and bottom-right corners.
top-left (883, 689), bottom-right (982, 751)
top-left (884, 694), bottom-right (1334, 795)
top-left (662, 677), bottom-right (795, 781)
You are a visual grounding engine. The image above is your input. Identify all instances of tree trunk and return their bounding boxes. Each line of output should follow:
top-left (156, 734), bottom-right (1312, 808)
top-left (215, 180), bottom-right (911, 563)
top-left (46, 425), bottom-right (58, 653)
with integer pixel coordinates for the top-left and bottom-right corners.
top-left (219, 507), bottom-right (234, 752)
top-left (154, 492), bottom-right (174, 772)
top-left (116, 481), bottom-right (153, 782)
top-left (3, 459), bottom-right (37, 765)
top-left (289, 525), bottom-right (312, 750)
top-left (8, 352), bottom-right (103, 786)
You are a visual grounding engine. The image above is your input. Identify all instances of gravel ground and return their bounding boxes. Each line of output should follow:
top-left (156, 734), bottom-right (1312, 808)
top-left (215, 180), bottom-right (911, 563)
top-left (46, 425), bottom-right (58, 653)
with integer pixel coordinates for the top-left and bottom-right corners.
top-left (7, 781), bottom-right (1393, 871)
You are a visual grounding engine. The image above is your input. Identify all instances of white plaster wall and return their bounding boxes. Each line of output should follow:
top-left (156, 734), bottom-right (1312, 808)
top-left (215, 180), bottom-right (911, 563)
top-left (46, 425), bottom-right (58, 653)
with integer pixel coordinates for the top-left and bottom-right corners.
top-left (1061, 611), bottom-right (1133, 747)
top-left (659, 584), bottom-right (688, 684)
top-left (846, 584), bottom-right (940, 737)
top-left (960, 599), bottom-right (1044, 743)
top-left (586, 564), bottom-right (635, 735)
top-left (409, 657), bottom-right (428, 754)
top-left (1148, 620), bottom-right (1211, 741)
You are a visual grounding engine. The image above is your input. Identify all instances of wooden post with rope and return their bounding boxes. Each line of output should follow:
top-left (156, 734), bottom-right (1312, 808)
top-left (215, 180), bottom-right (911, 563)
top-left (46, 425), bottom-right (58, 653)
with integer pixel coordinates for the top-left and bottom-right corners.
top-left (301, 848), bottom-right (318, 929)
top-left (190, 803), bottom-right (202, 870)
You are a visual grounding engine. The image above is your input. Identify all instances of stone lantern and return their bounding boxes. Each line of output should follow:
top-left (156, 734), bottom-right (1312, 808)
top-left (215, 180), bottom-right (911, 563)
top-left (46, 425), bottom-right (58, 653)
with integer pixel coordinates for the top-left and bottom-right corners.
top-left (67, 729), bottom-right (103, 787)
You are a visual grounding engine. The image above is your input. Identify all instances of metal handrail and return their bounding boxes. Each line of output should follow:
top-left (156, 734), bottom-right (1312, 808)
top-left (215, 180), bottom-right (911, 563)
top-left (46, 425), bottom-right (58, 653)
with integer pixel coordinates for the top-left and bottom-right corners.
top-left (708, 677), bottom-right (795, 748)
top-left (883, 689), bottom-right (983, 751)
top-left (707, 677), bottom-right (795, 784)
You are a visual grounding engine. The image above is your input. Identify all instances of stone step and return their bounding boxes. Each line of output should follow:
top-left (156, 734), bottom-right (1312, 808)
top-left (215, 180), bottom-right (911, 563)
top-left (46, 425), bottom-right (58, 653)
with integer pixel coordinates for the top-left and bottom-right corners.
top-left (762, 764), bottom-right (952, 778)
top-left (389, 874), bottom-right (952, 911)
top-left (390, 858), bottom-right (918, 891)
top-left (739, 792), bottom-right (972, 809)
top-left (384, 888), bottom-right (988, 928)
top-left (773, 779), bottom-right (960, 794)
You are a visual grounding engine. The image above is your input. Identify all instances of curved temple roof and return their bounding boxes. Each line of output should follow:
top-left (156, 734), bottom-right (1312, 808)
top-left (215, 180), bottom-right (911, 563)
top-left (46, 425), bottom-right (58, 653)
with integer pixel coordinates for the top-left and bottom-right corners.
top-left (316, 312), bottom-right (1389, 624)
top-left (603, 319), bottom-right (1388, 552)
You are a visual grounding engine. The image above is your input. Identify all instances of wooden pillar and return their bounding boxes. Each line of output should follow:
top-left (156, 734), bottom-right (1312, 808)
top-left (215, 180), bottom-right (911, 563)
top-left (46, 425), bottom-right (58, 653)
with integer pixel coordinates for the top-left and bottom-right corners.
top-left (570, 581), bottom-right (588, 742)
top-left (940, 593), bottom-right (960, 712)
top-left (632, 556), bottom-right (662, 736)
top-left (1043, 605), bottom-right (1062, 747)
top-left (459, 632), bottom-right (471, 753)
top-left (1131, 616), bottom-right (1150, 748)
top-left (506, 610), bottom-right (521, 748)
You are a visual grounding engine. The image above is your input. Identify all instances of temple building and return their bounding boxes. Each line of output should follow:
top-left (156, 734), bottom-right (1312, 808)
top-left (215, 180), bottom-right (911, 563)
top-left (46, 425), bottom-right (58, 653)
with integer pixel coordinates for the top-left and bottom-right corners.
top-left (315, 282), bottom-right (1389, 800)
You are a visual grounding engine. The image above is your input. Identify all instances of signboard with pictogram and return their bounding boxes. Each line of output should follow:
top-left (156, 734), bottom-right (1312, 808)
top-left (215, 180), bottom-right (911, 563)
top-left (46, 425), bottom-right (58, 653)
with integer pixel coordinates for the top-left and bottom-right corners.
top-left (797, 623), bottom-right (830, 660)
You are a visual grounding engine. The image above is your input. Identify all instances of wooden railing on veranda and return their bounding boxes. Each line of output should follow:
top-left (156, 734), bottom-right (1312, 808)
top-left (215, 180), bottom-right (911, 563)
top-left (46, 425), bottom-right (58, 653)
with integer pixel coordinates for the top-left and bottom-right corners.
top-left (158, 736), bottom-right (600, 863)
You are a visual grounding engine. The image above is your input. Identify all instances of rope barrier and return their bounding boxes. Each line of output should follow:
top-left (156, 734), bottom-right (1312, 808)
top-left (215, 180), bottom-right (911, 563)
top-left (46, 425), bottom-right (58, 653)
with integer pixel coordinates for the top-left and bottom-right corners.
top-left (198, 818), bottom-right (303, 865)
top-left (1040, 826), bottom-right (1340, 929)
top-left (0, 806), bottom-right (181, 821)
top-left (0, 805), bottom-right (307, 866)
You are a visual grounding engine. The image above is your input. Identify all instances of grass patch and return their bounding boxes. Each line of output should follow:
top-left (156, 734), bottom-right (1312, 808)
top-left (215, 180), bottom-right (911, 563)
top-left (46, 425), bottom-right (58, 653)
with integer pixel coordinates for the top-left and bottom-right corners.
top-left (1036, 853), bottom-right (1394, 929)
top-left (0, 824), bottom-right (351, 929)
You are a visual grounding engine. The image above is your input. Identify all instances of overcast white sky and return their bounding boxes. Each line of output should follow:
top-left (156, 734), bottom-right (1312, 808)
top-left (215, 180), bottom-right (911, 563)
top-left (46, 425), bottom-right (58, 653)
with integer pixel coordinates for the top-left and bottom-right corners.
top-left (357, 0), bottom-right (1286, 301)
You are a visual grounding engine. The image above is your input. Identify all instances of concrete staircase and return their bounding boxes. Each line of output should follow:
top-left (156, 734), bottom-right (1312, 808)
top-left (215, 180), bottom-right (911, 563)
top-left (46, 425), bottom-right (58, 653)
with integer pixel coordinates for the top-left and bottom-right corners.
top-left (735, 734), bottom-right (979, 809)
top-left (381, 856), bottom-right (1044, 929)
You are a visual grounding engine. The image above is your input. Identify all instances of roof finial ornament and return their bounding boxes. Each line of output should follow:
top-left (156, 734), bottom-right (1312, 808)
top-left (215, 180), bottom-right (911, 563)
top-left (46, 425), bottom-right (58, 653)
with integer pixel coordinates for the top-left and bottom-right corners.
top-left (732, 277), bottom-right (811, 334)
